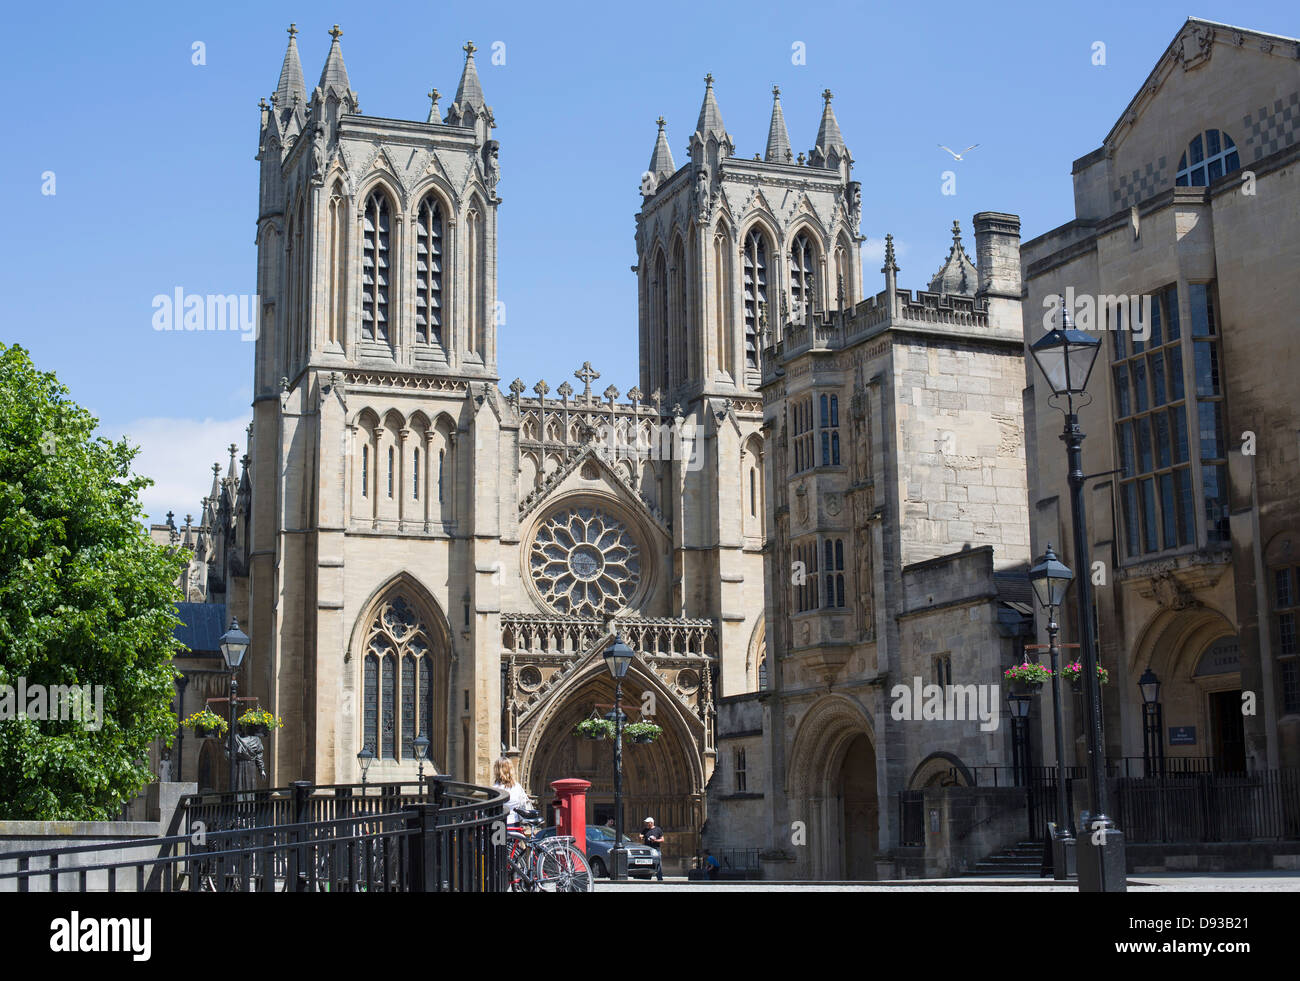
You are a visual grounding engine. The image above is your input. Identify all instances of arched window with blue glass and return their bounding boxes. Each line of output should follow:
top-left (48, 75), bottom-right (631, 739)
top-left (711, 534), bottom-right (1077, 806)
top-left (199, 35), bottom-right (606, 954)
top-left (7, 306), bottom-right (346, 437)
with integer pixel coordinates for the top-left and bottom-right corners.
top-left (1175, 129), bottom-right (1240, 187)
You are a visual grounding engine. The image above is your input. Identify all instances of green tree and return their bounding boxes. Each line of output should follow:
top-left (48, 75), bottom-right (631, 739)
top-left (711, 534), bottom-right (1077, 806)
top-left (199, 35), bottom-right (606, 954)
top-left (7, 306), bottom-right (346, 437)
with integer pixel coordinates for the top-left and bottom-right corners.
top-left (0, 344), bottom-right (183, 819)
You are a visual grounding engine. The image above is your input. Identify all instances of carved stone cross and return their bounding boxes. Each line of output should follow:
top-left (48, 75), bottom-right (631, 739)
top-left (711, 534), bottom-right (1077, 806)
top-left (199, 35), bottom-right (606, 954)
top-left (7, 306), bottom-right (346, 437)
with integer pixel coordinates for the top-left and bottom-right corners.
top-left (575, 361), bottom-right (600, 402)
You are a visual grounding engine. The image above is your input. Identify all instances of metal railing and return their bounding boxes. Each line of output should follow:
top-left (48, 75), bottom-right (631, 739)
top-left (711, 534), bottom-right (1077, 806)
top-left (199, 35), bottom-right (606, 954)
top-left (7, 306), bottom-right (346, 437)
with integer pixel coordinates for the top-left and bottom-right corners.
top-left (0, 777), bottom-right (508, 893)
top-left (1113, 768), bottom-right (1300, 844)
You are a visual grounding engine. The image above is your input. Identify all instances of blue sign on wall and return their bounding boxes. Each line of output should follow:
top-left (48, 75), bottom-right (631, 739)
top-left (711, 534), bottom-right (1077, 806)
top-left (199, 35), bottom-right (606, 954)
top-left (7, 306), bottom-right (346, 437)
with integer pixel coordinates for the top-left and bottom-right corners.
top-left (1168, 726), bottom-right (1197, 746)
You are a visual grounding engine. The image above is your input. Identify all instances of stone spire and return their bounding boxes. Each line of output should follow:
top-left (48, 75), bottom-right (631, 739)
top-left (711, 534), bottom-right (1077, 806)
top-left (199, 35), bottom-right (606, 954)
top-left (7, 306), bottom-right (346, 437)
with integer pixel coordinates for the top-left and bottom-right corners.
top-left (426, 87), bottom-right (441, 124)
top-left (694, 73), bottom-right (728, 142)
top-left (647, 116), bottom-right (676, 189)
top-left (318, 25), bottom-right (353, 98)
top-left (446, 41), bottom-right (492, 138)
top-left (882, 233), bottom-right (899, 317)
top-left (765, 86), bottom-right (792, 164)
top-left (811, 89), bottom-right (851, 174)
top-left (928, 220), bottom-right (979, 296)
top-left (453, 40), bottom-right (485, 113)
top-left (274, 23), bottom-right (307, 111)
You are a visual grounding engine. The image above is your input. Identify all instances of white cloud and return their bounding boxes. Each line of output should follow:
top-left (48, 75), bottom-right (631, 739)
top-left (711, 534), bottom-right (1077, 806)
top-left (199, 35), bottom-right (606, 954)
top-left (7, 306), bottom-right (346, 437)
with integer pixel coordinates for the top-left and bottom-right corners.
top-left (100, 416), bottom-right (252, 526)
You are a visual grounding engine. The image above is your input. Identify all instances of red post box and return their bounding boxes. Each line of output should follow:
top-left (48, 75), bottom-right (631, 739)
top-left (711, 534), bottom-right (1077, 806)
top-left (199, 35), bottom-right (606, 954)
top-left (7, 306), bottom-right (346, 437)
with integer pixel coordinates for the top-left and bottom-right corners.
top-left (550, 778), bottom-right (591, 854)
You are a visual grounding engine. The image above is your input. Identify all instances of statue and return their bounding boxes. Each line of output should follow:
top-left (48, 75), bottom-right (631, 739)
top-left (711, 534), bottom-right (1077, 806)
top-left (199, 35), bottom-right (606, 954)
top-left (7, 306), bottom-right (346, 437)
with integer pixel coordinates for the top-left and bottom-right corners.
top-left (694, 166), bottom-right (710, 221)
top-left (311, 124), bottom-right (326, 184)
top-left (847, 181), bottom-right (862, 230)
top-left (484, 140), bottom-right (501, 194)
top-left (224, 733), bottom-right (266, 792)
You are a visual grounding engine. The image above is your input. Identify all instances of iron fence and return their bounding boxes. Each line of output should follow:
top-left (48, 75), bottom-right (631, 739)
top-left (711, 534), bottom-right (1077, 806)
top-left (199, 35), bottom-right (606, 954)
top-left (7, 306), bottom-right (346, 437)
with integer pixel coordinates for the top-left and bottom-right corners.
top-left (0, 776), bottom-right (508, 893)
top-left (1114, 768), bottom-right (1300, 843)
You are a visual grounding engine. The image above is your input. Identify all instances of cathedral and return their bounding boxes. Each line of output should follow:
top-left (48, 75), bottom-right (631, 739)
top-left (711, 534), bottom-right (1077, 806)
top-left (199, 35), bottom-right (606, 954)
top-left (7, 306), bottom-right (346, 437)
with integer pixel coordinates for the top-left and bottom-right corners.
top-left (157, 23), bottom-right (1032, 876)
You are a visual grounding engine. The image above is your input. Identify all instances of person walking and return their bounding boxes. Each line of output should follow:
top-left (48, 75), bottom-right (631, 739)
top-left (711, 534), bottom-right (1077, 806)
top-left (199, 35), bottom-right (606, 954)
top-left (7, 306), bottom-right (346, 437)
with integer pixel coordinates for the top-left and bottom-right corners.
top-left (642, 816), bottom-right (665, 881)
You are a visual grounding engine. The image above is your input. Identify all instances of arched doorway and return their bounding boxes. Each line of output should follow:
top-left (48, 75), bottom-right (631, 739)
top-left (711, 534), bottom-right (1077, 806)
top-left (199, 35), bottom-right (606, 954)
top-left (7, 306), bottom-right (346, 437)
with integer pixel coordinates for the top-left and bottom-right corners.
top-left (839, 734), bottom-right (878, 879)
top-left (787, 696), bottom-right (880, 879)
top-left (1130, 605), bottom-right (1241, 770)
top-left (519, 663), bottom-right (706, 872)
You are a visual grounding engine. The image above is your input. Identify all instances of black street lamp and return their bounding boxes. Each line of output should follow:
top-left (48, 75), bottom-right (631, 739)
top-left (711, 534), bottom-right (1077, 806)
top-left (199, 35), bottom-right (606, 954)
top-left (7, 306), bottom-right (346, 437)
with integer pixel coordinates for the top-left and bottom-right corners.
top-left (412, 735), bottom-right (431, 794)
top-left (1138, 668), bottom-right (1164, 779)
top-left (357, 746), bottom-right (375, 790)
top-left (1029, 543), bottom-right (1076, 879)
top-left (1030, 298), bottom-right (1126, 892)
top-left (1006, 692), bottom-right (1033, 784)
top-left (603, 635), bottom-right (634, 882)
top-left (219, 619), bottom-right (250, 795)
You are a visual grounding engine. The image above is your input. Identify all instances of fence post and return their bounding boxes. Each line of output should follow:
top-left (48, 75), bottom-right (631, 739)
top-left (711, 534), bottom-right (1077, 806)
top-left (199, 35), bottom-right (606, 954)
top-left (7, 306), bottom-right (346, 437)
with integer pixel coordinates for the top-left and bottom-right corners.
top-left (406, 803), bottom-right (438, 892)
top-left (289, 780), bottom-right (313, 892)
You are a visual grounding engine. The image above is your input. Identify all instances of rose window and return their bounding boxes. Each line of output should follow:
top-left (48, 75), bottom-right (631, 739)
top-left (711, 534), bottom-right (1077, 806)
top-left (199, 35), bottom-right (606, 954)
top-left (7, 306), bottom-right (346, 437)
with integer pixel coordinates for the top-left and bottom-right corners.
top-left (530, 506), bottom-right (642, 616)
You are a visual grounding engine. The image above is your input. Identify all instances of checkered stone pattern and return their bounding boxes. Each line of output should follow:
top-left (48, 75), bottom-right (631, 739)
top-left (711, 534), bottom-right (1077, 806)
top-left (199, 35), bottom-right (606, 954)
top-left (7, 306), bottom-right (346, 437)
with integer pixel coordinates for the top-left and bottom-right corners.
top-left (1112, 155), bottom-right (1169, 209)
top-left (1243, 91), bottom-right (1300, 161)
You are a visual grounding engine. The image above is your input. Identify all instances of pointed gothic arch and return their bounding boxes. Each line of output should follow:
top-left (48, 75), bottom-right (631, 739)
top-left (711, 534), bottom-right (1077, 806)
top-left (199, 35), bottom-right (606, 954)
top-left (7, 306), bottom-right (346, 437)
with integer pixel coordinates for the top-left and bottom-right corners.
top-left (739, 221), bottom-right (776, 364)
top-left (326, 179), bottom-right (349, 350)
top-left (712, 222), bottom-right (735, 379)
top-left (463, 193), bottom-right (487, 360)
top-left (359, 184), bottom-right (399, 348)
top-left (347, 574), bottom-right (453, 773)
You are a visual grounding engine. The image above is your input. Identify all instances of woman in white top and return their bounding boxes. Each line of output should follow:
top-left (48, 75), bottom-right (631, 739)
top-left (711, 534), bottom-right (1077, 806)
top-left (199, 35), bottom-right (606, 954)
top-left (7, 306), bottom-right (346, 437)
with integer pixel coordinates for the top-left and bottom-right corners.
top-left (492, 757), bottom-right (532, 825)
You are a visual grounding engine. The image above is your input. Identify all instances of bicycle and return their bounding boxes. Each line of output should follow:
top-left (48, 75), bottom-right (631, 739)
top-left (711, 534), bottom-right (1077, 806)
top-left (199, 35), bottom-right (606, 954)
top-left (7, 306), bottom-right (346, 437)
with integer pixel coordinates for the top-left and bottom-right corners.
top-left (505, 807), bottom-right (594, 892)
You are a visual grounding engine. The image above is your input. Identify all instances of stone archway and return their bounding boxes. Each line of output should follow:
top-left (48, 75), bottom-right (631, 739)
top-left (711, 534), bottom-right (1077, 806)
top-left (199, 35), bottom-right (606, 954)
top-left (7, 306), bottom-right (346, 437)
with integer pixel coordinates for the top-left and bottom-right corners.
top-left (1129, 605), bottom-right (1239, 768)
top-left (520, 662), bottom-right (706, 871)
top-left (787, 695), bottom-right (880, 880)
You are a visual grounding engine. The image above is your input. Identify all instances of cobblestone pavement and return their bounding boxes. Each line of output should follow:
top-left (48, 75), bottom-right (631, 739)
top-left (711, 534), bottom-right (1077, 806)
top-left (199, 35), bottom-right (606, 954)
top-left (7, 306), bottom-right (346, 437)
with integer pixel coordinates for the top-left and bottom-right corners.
top-left (600, 872), bottom-right (1300, 891)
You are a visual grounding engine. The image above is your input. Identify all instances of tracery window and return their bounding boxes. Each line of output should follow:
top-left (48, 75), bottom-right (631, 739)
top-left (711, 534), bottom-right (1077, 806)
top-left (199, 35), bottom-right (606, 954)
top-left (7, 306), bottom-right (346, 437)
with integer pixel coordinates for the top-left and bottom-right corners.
top-left (414, 197), bottom-right (444, 346)
top-left (823, 537), bottom-right (845, 609)
top-left (1175, 130), bottom-right (1240, 187)
top-left (530, 506), bottom-right (643, 617)
top-left (790, 232), bottom-right (817, 324)
top-left (820, 394), bottom-right (840, 466)
top-left (742, 229), bottom-right (768, 368)
top-left (361, 192), bottom-right (392, 342)
top-left (361, 596), bottom-right (436, 760)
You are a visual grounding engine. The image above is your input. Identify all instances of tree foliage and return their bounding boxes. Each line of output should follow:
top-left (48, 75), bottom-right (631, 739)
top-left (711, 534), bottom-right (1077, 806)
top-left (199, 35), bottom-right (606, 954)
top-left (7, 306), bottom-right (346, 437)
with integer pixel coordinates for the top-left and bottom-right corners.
top-left (0, 344), bottom-right (184, 819)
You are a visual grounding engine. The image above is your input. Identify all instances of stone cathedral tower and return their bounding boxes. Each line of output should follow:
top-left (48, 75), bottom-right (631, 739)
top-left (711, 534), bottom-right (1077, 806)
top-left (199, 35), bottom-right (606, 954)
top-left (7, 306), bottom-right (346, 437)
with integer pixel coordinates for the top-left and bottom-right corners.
top-left (248, 27), bottom-right (504, 787)
top-left (634, 79), bottom-right (864, 698)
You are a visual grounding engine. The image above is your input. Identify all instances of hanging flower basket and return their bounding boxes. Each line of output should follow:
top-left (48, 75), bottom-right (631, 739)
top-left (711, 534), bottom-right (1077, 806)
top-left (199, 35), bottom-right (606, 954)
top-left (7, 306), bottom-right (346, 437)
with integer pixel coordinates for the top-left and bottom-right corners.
top-left (237, 708), bottom-right (283, 738)
top-left (625, 722), bottom-right (663, 745)
top-left (1061, 661), bottom-right (1109, 691)
top-left (575, 718), bottom-right (615, 741)
top-left (1004, 662), bottom-right (1052, 693)
top-left (181, 708), bottom-right (228, 739)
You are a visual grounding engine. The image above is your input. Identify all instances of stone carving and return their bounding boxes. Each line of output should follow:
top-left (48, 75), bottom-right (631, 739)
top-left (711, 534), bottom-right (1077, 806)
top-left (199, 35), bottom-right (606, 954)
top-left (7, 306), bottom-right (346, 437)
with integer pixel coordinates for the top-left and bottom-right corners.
top-left (1152, 571), bottom-right (1199, 611)
top-left (530, 505), bottom-right (642, 617)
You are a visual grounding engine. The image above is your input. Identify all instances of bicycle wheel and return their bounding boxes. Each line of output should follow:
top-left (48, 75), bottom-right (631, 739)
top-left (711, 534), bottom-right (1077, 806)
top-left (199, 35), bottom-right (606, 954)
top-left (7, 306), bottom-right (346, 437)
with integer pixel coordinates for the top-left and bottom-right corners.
top-left (533, 839), bottom-right (594, 893)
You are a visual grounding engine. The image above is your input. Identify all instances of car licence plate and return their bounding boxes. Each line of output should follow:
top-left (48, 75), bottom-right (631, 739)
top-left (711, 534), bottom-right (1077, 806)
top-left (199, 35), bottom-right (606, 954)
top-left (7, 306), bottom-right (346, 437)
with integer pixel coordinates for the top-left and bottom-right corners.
top-left (634, 858), bottom-right (654, 864)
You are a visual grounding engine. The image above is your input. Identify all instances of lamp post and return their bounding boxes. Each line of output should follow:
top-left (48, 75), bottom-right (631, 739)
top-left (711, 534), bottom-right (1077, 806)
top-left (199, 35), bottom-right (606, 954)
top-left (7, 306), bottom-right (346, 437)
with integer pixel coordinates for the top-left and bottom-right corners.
top-left (413, 735), bottom-right (431, 794)
top-left (1006, 692), bottom-right (1033, 786)
top-left (218, 619), bottom-right (250, 795)
top-left (1030, 298), bottom-right (1126, 892)
top-left (1006, 691), bottom-right (1035, 841)
top-left (1029, 543), bottom-right (1076, 879)
top-left (1138, 668), bottom-right (1164, 779)
top-left (603, 635), bottom-right (634, 882)
top-left (357, 746), bottom-right (375, 790)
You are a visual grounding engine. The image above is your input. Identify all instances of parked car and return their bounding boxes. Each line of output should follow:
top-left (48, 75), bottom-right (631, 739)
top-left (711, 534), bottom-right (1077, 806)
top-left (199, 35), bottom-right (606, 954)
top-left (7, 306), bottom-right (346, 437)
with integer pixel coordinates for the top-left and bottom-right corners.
top-left (532, 824), bottom-right (661, 879)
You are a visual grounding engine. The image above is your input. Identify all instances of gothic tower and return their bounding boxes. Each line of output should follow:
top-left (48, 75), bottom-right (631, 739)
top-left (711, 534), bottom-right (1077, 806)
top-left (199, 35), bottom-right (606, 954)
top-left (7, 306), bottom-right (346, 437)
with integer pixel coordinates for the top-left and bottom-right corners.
top-left (631, 78), bottom-right (864, 696)
top-left (248, 26), bottom-right (507, 786)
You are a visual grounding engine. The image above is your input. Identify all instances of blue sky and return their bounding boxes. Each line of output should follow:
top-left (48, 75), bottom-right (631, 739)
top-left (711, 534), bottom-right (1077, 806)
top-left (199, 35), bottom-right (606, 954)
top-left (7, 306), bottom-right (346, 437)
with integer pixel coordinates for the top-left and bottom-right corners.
top-left (1, 0), bottom-right (1295, 522)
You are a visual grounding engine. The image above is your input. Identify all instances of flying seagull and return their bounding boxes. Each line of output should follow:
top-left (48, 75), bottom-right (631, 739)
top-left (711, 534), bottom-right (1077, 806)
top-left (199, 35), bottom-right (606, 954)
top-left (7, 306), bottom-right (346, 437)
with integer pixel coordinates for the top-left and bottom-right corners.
top-left (938, 144), bottom-right (980, 161)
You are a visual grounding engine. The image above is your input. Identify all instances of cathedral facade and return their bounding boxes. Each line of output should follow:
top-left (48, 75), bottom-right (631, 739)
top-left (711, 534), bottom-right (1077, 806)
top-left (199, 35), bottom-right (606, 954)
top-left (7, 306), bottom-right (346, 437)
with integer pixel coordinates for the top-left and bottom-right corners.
top-left (164, 26), bottom-right (878, 870)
